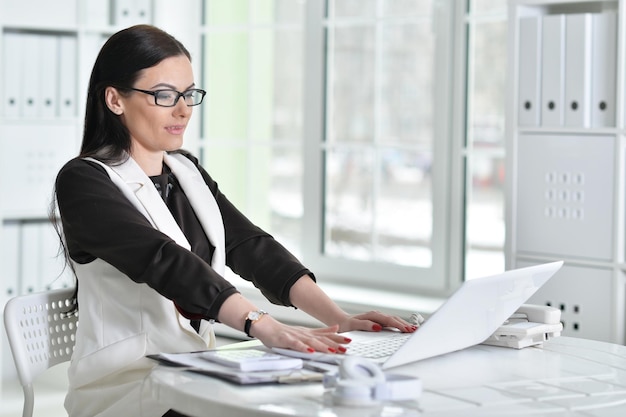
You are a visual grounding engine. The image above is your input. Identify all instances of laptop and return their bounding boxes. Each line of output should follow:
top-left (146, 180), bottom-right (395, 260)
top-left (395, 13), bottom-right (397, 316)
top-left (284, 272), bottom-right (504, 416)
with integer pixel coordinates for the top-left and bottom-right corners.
top-left (274, 261), bottom-right (563, 369)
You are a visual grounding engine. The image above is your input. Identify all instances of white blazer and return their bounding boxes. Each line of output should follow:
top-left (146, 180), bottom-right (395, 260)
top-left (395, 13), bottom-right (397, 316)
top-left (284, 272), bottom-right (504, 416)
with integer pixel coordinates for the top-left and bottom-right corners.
top-left (65, 153), bottom-right (225, 417)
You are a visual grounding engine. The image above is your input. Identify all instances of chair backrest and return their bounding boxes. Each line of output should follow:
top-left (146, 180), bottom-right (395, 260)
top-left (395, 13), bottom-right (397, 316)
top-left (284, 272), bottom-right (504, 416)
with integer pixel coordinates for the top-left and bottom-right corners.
top-left (3, 287), bottom-right (78, 417)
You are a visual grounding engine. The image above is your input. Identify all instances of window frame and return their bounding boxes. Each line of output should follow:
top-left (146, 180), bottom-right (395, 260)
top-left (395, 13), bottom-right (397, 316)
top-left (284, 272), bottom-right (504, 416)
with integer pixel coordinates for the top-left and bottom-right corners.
top-left (192, 0), bottom-right (506, 299)
top-left (300, 0), bottom-right (466, 294)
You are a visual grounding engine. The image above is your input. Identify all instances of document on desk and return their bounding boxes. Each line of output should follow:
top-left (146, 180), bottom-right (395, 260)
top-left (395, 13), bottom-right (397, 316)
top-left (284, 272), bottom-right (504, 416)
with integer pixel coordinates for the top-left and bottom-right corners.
top-left (148, 349), bottom-right (323, 385)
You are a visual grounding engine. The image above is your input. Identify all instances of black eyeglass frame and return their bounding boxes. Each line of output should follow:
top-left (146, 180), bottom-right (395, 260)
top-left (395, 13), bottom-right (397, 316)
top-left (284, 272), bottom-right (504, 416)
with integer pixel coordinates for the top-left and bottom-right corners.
top-left (122, 87), bottom-right (207, 107)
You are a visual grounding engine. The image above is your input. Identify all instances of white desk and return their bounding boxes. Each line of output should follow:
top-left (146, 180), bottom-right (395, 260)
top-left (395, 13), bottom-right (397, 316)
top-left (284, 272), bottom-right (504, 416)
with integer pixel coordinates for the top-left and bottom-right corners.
top-left (146, 337), bottom-right (626, 416)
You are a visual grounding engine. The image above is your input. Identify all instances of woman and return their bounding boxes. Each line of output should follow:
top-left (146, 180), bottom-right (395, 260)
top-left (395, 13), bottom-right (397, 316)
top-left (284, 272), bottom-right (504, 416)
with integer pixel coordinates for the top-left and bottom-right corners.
top-left (53, 24), bottom-right (415, 417)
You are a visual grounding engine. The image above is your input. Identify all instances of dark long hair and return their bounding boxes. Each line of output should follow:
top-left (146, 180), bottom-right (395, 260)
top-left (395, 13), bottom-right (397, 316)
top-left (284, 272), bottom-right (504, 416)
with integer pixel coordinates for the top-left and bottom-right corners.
top-left (50, 25), bottom-right (191, 306)
top-left (81, 24), bottom-right (191, 163)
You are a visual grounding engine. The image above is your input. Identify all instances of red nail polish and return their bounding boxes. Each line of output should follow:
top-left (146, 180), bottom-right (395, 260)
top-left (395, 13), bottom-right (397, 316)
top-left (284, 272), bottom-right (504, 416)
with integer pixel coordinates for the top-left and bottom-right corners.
top-left (307, 347), bottom-right (315, 353)
top-left (372, 324), bottom-right (383, 331)
top-left (337, 346), bottom-right (347, 353)
top-left (343, 337), bottom-right (352, 343)
top-left (328, 347), bottom-right (336, 353)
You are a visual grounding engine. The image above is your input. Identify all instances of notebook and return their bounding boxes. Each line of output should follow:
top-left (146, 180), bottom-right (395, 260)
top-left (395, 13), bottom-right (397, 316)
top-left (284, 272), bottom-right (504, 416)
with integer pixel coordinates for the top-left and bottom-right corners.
top-left (274, 261), bottom-right (563, 369)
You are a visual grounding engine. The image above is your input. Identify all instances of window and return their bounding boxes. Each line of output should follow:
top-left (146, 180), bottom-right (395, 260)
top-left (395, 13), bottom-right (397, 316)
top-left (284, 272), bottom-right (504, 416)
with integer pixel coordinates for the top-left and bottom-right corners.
top-left (464, 0), bottom-right (507, 279)
top-left (199, 0), bottom-right (508, 296)
top-left (200, 0), bottom-right (306, 255)
top-left (302, 0), bottom-right (459, 292)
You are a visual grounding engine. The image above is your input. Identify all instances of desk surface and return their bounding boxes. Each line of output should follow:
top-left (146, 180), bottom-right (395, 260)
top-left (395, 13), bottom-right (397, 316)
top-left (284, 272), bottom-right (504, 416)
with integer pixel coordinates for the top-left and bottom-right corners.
top-left (147, 337), bottom-right (626, 416)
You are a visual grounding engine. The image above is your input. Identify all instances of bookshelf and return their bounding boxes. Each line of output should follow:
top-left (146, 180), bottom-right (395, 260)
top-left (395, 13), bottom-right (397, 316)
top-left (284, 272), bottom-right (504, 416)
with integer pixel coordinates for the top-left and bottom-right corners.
top-left (0, 0), bottom-right (157, 381)
top-left (506, 0), bottom-right (626, 343)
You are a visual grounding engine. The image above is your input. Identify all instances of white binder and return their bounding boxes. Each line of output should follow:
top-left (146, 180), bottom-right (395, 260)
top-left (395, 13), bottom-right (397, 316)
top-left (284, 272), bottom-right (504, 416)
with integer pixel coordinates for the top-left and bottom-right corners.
top-left (517, 16), bottom-right (542, 126)
top-left (2, 32), bottom-right (22, 118)
top-left (564, 14), bottom-right (592, 128)
top-left (135, 0), bottom-right (152, 23)
top-left (112, 0), bottom-right (152, 26)
top-left (20, 223), bottom-right (43, 295)
top-left (0, 222), bottom-right (20, 309)
top-left (21, 33), bottom-right (41, 118)
top-left (540, 14), bottom-right (565, 127)
top-left (84, 0), bottom-right (111, 27)
top-left (591, 11), bottom-right (617, 128)
top-left (58, 35), bottom-right (78, 119)
top-left (79, 34), bottom-right (108, 105)
top-left (113, 0), bottom-right (134, 26)
top-left (0, 0), bottom-right (78, 28)
top-left (40, 35), bottom-right (60, 119)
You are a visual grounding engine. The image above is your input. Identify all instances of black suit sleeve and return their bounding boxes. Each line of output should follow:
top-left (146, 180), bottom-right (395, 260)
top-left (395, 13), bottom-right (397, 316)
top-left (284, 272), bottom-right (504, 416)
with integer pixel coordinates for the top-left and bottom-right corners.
top-left (55, 153), bottom-right (315, 319)
top-left (178, 150), bottom-right (316, 307)
top-left (55, 157), bottom-right (238, 319)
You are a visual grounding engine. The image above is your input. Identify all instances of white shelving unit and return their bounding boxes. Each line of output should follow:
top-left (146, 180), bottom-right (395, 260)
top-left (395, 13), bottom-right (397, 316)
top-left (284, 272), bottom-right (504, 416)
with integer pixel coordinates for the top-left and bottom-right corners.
top-left (0, 0), bottom-right (157, 382)
top-left (0, 0), bottom-right (204, 386)
top-left (506, 0), bottom-right (626, 343)
top-left (0, 0), bottom-right (156, 297)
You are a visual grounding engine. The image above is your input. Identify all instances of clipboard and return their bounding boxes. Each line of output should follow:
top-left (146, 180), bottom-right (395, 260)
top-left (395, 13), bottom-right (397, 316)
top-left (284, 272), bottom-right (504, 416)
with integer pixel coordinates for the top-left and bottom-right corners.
top-left (147, 350), bottom-right (324, 385)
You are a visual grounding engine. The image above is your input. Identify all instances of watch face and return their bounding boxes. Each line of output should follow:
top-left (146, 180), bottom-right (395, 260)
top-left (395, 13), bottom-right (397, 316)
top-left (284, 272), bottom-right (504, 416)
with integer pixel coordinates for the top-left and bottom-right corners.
top-left (248, 310), bottom-right (267, 321)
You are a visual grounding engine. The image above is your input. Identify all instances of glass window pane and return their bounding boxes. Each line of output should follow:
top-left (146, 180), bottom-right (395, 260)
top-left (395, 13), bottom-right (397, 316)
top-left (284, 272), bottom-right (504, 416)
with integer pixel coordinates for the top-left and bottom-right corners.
top-left (203, 146), bottom-right (248, 208)
top-left (380, 23), bottom-right (434, 145)
top-left (327, 26), bottom-right (376, 144)
top-left (250, 30), bottom-right (274, 142)
top-left (382, 0), bottom-right (431, 17)
top-left (329, 0), bottom-right (377, 18)
top-left (205, 0), bottom-right (249, 25)
top-left (248, 145), bottom-right (303, 255)
top-left (204, 32), bottom-right (249, 140)
top-left (324, 148), bottom-right (375, 261)
top-left (465, 14), bottom-right (507, 280)
top-left (252, 0), bottom-right (303, 24)
top-left (203, 145), bottom-right (303, 258)
top-left (202, 1), bottom-right (305, 258)
top-left (250, 29), bottom-right (303, 141)
top-left (272, 31), bottom-right (303, 141)
top-left (467, 21), bottom-right (507, 148)
top-left (469, 0), bottom-right (507, 14)
top-left (266, 146), bottom-right (303, 256)
top-left (375, 148), bottom-right (432, 267)
top-left (323, 3), bottom-right (437, 271)
top-left (324, 146), bottom-right (432, 266)
top-left (465, 154), bottom-right (506, 279)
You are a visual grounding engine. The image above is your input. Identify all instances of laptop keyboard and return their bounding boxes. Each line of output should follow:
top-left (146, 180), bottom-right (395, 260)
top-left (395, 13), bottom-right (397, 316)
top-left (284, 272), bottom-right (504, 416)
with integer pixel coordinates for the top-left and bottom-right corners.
top-left (347, 332), bottom-right (412, 359)
top-left (272, 332), bottom-right (413, 365)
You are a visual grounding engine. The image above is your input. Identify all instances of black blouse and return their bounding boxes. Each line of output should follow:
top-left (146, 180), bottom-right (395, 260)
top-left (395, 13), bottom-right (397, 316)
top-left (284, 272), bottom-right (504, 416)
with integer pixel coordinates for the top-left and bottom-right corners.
top-left (55, 150), bottom-right (313, 320)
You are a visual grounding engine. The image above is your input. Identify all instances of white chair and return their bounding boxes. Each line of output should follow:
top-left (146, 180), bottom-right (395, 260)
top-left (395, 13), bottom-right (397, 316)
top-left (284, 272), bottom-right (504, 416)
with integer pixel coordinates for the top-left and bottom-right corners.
top-left (3, 288), bottom-right (78, 417)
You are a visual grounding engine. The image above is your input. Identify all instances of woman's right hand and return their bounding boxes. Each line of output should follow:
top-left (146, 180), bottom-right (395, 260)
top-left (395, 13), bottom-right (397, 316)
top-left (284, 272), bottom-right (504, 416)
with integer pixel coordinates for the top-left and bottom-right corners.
top-left (218, 293), bottom-right (351, 354)
top-left (249, 316), bottom-right (351, 354)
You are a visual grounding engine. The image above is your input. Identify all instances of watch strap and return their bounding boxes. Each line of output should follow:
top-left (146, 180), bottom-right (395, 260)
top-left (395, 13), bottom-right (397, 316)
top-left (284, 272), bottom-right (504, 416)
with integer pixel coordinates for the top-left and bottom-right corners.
top-left (244, 310), bottom-right (267, 338)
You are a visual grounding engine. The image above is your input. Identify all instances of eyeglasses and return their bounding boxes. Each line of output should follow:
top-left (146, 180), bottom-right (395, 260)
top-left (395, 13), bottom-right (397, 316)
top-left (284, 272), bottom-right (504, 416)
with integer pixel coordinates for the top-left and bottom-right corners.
top-left (124, 87), bottom-right (206, 107)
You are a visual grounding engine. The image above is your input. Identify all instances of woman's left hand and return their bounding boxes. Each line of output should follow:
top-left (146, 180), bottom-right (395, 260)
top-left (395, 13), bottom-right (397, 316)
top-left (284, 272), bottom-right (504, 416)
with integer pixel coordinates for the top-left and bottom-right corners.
top-left (335, 310), bottom-right (418, 334)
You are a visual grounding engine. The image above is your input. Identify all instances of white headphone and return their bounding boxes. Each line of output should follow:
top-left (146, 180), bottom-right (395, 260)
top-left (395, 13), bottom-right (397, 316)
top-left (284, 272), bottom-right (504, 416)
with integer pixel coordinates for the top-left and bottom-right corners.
top-left (324, 356), bottom-right (422, 406)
